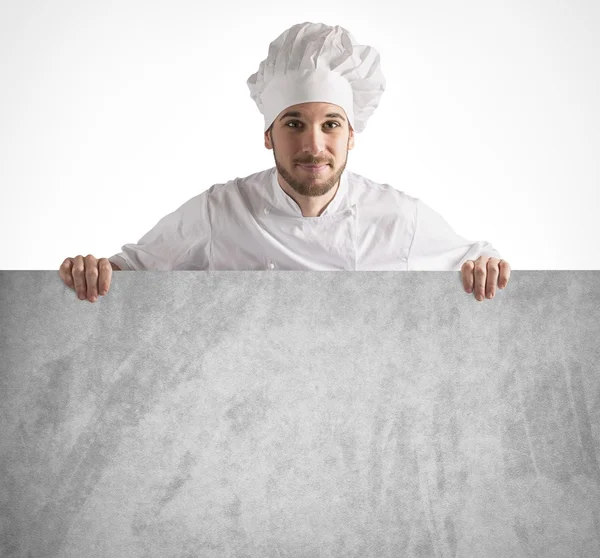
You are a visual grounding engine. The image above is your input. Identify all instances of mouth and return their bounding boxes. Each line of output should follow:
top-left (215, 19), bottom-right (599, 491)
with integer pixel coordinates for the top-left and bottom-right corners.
top-left (298, 164), bottom-right (329, 173)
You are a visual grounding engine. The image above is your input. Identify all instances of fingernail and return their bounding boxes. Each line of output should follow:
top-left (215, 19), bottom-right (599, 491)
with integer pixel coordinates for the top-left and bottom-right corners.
top-left (90, 296), bottom-right (97, 302)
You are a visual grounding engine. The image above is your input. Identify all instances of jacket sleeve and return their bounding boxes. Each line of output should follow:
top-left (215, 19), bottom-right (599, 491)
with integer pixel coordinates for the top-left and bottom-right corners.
top-left (107, 191), bottom-right (211, 270)
top-left (407, 197), bottom-right (502, 271)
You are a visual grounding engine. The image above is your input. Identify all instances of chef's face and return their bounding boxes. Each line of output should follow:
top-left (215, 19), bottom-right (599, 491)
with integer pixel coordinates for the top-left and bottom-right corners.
top-left (264, 102), bottom-right (354, 197)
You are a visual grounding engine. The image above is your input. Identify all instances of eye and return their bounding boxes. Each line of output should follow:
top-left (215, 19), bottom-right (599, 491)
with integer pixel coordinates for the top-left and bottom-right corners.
top-left (286, 121), bottom-right (340, 129)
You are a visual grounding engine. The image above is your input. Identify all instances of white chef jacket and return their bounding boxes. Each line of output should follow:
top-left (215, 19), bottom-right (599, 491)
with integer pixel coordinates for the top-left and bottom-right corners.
top-left (108, 166), bottom-right (501, 271)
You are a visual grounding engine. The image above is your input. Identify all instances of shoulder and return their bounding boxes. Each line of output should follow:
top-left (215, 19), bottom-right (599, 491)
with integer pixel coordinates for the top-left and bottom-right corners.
top-left (204, 168), bottom-right (272, 197)
top-left (169, 169), bottom-right (271, 215)
top-left (345, 169), bottom-right (418, 211)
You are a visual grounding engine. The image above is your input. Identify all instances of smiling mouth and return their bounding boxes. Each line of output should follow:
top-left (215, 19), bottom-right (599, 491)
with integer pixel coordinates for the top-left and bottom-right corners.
top-left (298, 164), bottom-right (329, 172)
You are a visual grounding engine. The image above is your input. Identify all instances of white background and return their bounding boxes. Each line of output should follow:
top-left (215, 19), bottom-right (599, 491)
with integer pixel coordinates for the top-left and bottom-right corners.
top-left (1, 0), bottom-right (598, 270)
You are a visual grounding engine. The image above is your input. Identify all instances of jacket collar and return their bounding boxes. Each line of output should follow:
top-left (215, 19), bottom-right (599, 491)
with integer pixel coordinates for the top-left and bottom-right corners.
top-left (269, 166), bottom-right (350, 218)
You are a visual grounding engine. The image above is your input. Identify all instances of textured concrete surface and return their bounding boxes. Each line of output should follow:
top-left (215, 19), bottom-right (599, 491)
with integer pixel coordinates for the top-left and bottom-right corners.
top-left (1, 271), bottom-right (599, 557)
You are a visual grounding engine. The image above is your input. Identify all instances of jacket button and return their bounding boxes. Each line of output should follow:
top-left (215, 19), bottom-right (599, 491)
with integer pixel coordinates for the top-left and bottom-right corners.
top-left (269, 263), bottom-right (275, 269)
top-left (264, 207), bottom-right (270, 214)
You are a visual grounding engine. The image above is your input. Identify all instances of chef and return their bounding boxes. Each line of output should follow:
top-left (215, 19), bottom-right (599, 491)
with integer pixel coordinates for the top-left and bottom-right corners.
top-left (104, 22), bottom-right (511, 302)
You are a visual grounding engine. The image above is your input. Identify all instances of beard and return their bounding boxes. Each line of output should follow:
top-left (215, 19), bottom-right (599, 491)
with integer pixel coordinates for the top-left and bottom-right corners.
top-left (271, 135), bottom-right (349, 198)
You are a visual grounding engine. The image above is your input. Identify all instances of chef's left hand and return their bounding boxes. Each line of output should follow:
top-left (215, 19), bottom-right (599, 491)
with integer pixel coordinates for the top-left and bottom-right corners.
top-left (461, 256), bottom-right (511, 302)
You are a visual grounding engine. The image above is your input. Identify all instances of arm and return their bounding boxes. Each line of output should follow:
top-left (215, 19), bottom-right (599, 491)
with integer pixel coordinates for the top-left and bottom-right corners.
top-left (105, 192), bottom-right (211, 270)
top-left (407, 197), bottom-right (501, 271)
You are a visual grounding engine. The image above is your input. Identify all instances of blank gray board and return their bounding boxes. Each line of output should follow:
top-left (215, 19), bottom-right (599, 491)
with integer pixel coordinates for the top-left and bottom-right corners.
top-left (1, 271), bottom-right (599, 558)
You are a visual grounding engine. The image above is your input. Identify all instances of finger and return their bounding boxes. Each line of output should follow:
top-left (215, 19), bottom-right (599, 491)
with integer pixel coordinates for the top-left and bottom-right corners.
top-left (97, 258), bottom-right (112, 296)
top-left (485, 258), bottom-right (501, 298)
top-left (84, 254), bottom-right (99, 302)
top-left (461, 260), bottom-right (475, 293)
top-left (59, 258), bottom-right (75, 289)
top-left (71, 255), bottom-right (87, 300)
top-left (498, 260), bottom-right (511, 288)
top-left (473, 257), bottom-right (488, 301)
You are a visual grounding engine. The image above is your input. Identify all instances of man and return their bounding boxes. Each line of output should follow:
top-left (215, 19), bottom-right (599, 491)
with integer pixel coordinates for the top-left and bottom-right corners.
top-left (60, 22), bottom-right (510, 303)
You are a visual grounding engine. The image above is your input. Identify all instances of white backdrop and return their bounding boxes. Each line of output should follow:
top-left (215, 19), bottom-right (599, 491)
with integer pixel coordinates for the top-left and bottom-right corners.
top-left (1, 0), bottom-right (598, 270)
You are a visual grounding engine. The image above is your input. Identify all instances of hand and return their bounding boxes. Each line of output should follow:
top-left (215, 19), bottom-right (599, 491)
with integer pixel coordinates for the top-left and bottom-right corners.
top-left (58, 255), bottom-right (117, 303)
top-left (461, 256), bottom-right (511, 302)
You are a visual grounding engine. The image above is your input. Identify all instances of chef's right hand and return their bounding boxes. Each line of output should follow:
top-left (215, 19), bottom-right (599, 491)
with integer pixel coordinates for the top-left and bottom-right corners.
top-left (58, 255), bottom-right (116, 303)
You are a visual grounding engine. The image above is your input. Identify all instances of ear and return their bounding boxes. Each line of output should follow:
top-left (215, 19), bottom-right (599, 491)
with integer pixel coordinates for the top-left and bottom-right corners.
top-left (264, 129), bottom-right (273, 150)
top-left (348, 126), bottom-right (355, 150)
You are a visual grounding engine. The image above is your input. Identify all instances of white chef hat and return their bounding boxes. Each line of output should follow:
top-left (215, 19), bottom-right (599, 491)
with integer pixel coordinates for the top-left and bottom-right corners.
top-left (247, 22), bottom-right (386, 134)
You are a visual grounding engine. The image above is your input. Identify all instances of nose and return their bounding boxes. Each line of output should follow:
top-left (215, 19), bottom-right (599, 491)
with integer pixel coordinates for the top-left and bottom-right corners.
top-left (299, 128), bottom-right (329, 164)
